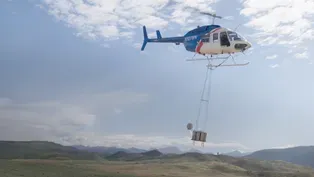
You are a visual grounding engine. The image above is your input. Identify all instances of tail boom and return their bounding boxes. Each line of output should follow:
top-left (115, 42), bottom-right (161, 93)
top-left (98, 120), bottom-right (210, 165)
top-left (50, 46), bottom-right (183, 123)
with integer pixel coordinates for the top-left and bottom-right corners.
top-left (141, 26), bottom-right (184, 51)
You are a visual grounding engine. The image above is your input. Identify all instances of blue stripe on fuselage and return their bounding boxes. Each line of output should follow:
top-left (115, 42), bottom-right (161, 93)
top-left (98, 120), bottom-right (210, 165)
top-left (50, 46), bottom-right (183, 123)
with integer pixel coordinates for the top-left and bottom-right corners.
top-left (184, 35), bottom-right (201, 52)
top-left (183, 25), bottom-right (220, 52)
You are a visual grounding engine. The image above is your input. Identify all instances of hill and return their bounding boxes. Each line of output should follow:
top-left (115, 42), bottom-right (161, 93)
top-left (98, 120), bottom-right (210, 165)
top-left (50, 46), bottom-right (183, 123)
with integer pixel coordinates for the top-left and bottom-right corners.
top-left (106, 149), bottom-right (163, 161)
top-left (0, 141), bottom-right (101, 160)
top-left (74, 145), bottom-right (183, 155)
top-left (157, 146), bottom-right (182, 154)
top-left (224, 150), bottom-right (252, 157)
top-left (245, 146), bottom-right (314, 168)
top-left (104, 151), bottom-right (314, 176)
top-left (188, 148), bottom-right (203, 153)
top-left (73, 145), bottom-right (147, 155)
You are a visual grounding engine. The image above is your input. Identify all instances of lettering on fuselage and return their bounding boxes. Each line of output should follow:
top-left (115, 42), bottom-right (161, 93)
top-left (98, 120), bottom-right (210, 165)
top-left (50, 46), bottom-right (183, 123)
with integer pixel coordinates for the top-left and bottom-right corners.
top-left (184, 35), bottom-right (198, 42)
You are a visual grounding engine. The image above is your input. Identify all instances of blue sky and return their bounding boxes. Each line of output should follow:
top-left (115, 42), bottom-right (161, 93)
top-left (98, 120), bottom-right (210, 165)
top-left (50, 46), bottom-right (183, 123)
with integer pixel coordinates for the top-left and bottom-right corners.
top-left (1, 0), bottom-right (314, 153)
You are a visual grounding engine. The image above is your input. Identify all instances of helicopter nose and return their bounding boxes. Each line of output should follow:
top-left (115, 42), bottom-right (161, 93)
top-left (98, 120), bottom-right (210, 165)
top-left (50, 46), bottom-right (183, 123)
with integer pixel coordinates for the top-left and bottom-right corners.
top-left (234, 43), bottom-right (248, 50)
top-left (234, 41), bottom-right (251, 51)
top-left (246, 41), bottom-right (252, 49)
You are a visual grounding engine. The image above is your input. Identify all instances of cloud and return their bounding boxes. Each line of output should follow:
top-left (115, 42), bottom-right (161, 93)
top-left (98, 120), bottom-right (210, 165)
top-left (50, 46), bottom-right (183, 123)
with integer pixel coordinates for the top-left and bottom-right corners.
top-left (265, 54), bottom-right (277, 60)
top-left (0, 98), bottom-right (96, 141)
top-left (272, 144), bottom-right (297, 149)
top-left (240, 0), bottom-right (314, 56)
top-left (38, 0), bottom-right (218, 42)
top-left (0, 92), bottom-right (247, 151)
top-left (270, 64), bottom-right (279, 68)
top-left (294, 51), bottom-right (309, 59)
top-left (58, 132), bottom-right (249, 151)
top-left (0, 90), bottom-right (149, 143)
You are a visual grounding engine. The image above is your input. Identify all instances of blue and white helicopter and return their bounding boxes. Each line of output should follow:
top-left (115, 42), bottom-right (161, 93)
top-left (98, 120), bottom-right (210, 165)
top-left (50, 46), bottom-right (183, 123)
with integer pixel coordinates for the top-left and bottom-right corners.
top-left (140, 11), bottom-right (252, 68)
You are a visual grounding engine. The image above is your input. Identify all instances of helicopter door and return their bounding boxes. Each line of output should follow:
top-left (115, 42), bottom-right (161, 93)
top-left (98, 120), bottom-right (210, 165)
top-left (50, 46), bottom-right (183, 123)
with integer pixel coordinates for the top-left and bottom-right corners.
top-left (220, 31), bottom-right (230, 47)
top-left (211, 32), bottom-right (220, 54)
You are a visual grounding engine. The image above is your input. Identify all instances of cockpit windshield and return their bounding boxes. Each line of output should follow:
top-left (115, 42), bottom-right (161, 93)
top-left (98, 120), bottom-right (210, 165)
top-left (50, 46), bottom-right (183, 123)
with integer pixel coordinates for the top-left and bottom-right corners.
top-left (227, 31), bottom-right (244, 41)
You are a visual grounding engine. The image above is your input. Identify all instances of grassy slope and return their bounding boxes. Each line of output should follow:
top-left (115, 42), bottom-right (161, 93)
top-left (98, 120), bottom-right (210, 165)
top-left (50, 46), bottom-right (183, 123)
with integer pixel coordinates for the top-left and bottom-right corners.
top-left (1, 141), bottom-right (314, 177)
top-left (0, 160), bottom-right (133, 177)
top-left (1, 158), bottom-right (314, 177)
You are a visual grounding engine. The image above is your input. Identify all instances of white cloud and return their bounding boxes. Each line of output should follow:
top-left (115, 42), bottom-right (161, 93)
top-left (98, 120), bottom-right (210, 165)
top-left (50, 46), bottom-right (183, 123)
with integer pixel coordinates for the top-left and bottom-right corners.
top-left (58, 132), bottom-right (248, 151)
top-left (270, 64), bottom-right (279, 68)
top-left (0, 91), bottom-right (248, 151)
top-left (272, 144), bottom-right (297, 149)
top-left (240, 0), bottom-right (314, 56)
top-left (265, 54), bottom-right (277, 60)
top-left (0, 98), bottom-right (96, 141)
top-left (38, 0), bottom-right (218, 42)
top-left (0, 90), bottom-right (149, 143)
top-left (294, 51), bottom-right (309, 59)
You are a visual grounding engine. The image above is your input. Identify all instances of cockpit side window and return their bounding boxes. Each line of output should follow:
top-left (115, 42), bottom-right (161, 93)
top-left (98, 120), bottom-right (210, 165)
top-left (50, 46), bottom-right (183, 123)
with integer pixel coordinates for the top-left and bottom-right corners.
top-left (220, 31), bottom-right (230, 46)
top-left (227, 31), bottom-right (243, 41)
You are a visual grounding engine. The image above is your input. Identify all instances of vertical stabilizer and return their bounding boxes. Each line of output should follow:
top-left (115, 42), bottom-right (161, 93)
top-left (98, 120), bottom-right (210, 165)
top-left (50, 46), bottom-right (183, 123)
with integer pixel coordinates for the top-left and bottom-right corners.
top-left (141, 26), bottom-right (148, 51)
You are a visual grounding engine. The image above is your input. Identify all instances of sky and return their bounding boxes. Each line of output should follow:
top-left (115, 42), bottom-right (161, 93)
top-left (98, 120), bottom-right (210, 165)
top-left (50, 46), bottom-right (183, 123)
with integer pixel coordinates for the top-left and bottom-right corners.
top-left (0, 0), bottom-right (314, 153)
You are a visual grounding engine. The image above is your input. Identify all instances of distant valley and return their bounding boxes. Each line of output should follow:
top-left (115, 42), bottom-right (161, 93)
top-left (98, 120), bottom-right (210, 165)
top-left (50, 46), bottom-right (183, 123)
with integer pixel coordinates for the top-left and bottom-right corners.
top-left (72, 144), bottom-right (314, 168)
top-left (73, 144), bottom-right (249, 157)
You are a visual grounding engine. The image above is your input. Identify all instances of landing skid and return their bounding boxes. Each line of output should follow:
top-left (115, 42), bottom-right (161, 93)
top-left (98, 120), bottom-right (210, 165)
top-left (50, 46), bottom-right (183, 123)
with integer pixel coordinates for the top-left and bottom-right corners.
top-left (186, 53), bottom-right (249, 69)
top-left (207, 62), bottom-right (249, 67)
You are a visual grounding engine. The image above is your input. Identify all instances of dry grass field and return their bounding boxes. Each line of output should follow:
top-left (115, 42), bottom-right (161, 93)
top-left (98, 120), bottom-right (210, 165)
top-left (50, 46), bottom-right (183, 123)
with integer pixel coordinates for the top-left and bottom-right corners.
top-left (1, 156), bottom-right (314, 177)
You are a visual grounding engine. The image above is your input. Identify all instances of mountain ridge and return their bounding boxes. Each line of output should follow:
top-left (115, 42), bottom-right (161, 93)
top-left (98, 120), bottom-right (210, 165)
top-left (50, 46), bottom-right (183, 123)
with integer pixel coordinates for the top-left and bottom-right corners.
top-left (244, 146), bottom-right (314, 168)
top-left (223, 150), bottom-right (252, 157)
top-left (1, 141), bottom-right (314, 168)
top-left (0, 141), bottom-right (100, 160)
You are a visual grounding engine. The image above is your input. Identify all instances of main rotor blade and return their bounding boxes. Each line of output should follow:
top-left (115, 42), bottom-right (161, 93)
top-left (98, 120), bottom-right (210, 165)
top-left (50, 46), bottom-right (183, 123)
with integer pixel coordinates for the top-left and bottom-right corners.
top-left (200, 12), bottom-right (222, 19)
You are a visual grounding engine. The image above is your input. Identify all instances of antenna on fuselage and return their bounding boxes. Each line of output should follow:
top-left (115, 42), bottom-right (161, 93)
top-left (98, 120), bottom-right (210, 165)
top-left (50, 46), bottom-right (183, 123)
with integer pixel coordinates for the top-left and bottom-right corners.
top-left (233, 23), bottom-right (242, 32)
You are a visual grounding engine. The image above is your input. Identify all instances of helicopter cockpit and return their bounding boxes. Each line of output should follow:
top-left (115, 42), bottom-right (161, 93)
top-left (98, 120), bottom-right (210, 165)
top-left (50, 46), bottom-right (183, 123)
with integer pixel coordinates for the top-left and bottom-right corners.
top-left (200, 28), bottom-right (251, 51)
top-left (227, 30), bottom-right (245, 41)
top-left (227, 30), bottom-right (250, 50)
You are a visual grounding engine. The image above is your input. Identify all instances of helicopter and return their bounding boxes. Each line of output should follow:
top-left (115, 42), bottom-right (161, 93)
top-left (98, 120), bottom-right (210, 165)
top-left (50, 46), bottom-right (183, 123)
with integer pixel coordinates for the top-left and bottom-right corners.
top-left (140, 10), bottom-right (252, 146)
top-left (140, 11), bottom-right (252, 67)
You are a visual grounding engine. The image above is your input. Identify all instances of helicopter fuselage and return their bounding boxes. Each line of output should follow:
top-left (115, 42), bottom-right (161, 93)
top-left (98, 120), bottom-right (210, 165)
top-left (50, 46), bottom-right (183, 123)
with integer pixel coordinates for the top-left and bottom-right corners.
top-left (183, 25), bottom-right (251, 55)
